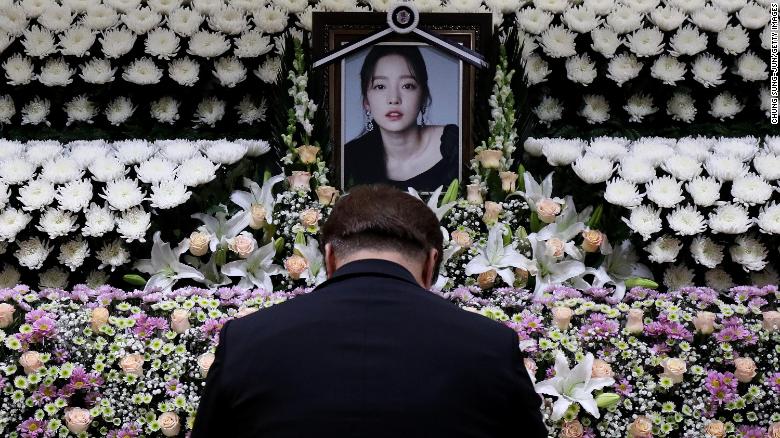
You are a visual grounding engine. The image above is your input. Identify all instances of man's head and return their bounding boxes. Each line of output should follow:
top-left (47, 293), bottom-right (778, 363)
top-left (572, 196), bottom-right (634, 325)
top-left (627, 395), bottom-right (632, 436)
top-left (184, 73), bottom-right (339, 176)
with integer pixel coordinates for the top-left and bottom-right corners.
top-left (320, 185), bottom-right (443, 288)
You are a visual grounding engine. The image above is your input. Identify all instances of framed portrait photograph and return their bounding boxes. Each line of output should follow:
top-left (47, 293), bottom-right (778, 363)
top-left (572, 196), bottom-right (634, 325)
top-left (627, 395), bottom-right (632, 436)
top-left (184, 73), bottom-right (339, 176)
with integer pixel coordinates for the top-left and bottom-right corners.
top-left (312, 12), bottom-right (492, 192)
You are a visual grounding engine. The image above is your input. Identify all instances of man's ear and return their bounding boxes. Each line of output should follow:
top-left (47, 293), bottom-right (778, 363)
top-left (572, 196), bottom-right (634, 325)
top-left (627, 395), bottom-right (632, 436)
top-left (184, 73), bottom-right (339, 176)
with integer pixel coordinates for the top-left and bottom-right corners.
top-left (325, 243), bottom-right (337, 279)
top-left (420, 248), bottom-right (439, 289)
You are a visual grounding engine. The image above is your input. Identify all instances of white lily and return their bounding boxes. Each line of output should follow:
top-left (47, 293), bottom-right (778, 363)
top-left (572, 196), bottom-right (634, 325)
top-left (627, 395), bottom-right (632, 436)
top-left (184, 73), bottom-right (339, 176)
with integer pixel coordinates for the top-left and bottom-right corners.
top-left (513, 172), bottom-right (563, 211)
top-left (407, 185), bottom-right (456, 221)
top-left (432, 231), bottom-right (463, 291)
top-left (230, 173), bottom-right (285, 228)
top-left (524, 234), bottom-right (587, 297)
top-left (465, 223), bottom-right (530, 286)
top-left (221, 241), bottom-right (282, 291)
top-left (535, 196), bottom-right (594, 260)
top-left (135, 231), bottom-right (205, 293)
top-left (534, 351), bottom-right (615, 421)
top-left (294, 237), bottom-right (327, 286)
top-left (585, 240), bottom-right (653, 301)
top-left (191, 208), bottom-right (247, 252)
top-left (185, 252), bottom-right (231, 288)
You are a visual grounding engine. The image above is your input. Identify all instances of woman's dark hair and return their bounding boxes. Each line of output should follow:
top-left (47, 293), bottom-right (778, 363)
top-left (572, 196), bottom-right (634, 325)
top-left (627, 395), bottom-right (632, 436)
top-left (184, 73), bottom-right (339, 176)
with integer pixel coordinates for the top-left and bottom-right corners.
top-left (360, 45), bottom-right (432, 111)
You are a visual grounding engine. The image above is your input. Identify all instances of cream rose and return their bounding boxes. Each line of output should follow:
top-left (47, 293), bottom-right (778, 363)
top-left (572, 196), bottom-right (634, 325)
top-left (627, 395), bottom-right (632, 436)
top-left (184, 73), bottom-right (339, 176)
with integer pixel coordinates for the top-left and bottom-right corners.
top-left (628, 416), bottom-right (653, 438)
top-left (189, 231), bottom-right (211, 256)
top-left (119, 353), bottom-right (144, 377)
top-left (581, 229), bottom-right (605, 253)
top-left (693, 311), bottom-right (716, 335)
top-left (170, 308), bottom-right (191, 334)
top-left (315, 185), bottom-right (339, 205)
top-left (626, 308), bottom-right (644, 334)
top-left (249, 204), bottom-right (267, 230)
top-left (733, 357), bottom-right (757, 383)
top-left (545, 238), bottom-right (565, 258)
top-left (158, 411), bottom-right (181, 437)
top-left (64, 407), bottom-right (91, 434)
top-left (499, 171), bottom-right (517, 192)
top-left (592, 359), bottom-right (614, 378)
top-left (296, 145), bottom-right (320, 164)
top-left (197, 352), bottom-right (215, 378)
top-left (288, 171), bottom-right (311, 191)
top-left (284, 254), bottom-right (308, 280)
top-left (0, 302), bottom-right (14, 328)
top-left (483, 201), bottom-right (502, 225)
top-left (90, 307), bottom-right (109, 331)
top-left (477, 269), bottom-right (497, 289)
top-left (768, 422), bottom-right (780, 438)
top-left (466, 184), bottom-right (483, 204)
top-left (236, 306), bottom-right (258, 318)
top-left (560, 419), bottom-right (584, 438)
top-left (661, 357), bottom-right (686, 384)
top-left (537, 198), bottom-right (561, 223)
top-left (228, 232), bottom-right (256, 258)
top-left (451, 230), bottom-right (472, 248)
top-left (478, 149), bottom-right (503, 169)
top-left (552, 306), bottom-right (574, 330)
top-left (19, 351), bottom-right (43, 375)
top-left (299, 208), bottom-right (321, 228)
top-left (763, 310), bottom-right (780, 332)
top-left (704, 420), bottom-right (726, 438)
top-left (524, 357), bottom-right (538, 376)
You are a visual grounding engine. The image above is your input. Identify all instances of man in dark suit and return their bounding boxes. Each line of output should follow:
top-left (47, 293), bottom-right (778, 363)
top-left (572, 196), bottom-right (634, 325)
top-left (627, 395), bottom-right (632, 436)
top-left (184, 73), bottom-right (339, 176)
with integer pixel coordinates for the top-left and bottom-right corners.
top-left (191, 185), bottom-right (547, 438)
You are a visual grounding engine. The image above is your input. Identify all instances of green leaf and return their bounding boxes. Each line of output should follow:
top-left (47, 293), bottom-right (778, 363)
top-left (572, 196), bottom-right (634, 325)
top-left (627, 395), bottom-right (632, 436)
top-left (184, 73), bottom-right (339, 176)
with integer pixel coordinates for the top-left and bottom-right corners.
top-left (294, 231), bottom-right (306, 246)
top-left (441, 179), bottom-right (460, 205)
top-left (122, 275), bottom-right (146, 287)
top-left (515, 226), bottom-right (527, 240)
top-left (215, 246), bottom-right (227, 267)
top-left (588, 204), bottom-right (603, 229)
top-left (530, 211), bottom-right (542, 233)
top-left (516, 164), bottom-right (525, 192)
top-left (274, 237), bottom-right (285, 254)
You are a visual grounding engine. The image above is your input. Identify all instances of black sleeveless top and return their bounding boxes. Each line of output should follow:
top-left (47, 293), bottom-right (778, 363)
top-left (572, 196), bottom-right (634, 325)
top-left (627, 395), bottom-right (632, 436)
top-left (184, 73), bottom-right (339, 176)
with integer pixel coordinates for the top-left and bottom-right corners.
top-left (344, 124), bottom-right (459, 191)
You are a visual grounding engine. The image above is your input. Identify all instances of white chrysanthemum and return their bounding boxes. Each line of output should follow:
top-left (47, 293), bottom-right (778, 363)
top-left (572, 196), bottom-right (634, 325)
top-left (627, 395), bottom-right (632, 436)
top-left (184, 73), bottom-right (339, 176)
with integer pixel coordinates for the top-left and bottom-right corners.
top-left (15, 236), bottom-right (52, 270)
top-left (20, 0), bottom-right (53, 18)
top-left (84, 270), bottom-right (109, 287)
top-left (660, 154), bottom-right (701, 181)
top-left (685, 176), bottom-right (721, 207)
top-left (650, 5), bottom-right (686, 31)
top-left (0, 157), bottom-right (36, 185)
top-left (542, 139), bottom-right (583, 166)
top-left (0, 5), bottom-right (28, 37)
top-left (734, 52), bottom-right (768, 82)
top-left (55, 179), bottom-right (92, 212)
top-left (645, 176), bottom-right (685, 208)
top-left (105, 96), bottom-right (136, 126)
top-left (617, 156), bottom-right (656, 184)
top-left (690, 5), bottom-right (728, 32)
top-left (150, 96), bottom-right (181, 124)
top-left (712, 0), bottom-right (747, 13)
top-left (704, 155), bottom-right (746, 181)
top-left (38, 4), bottom-right (74, 32)
top-left (589, 26), bottom-right (621, 58)
top-left (36, 207), bottom-right (79, 238)
top-left (666, 92), bottom-right (697, 123)
top-left (25, 141), bottom-right (60, 166)
top-left (149, 180), bottom-right (191, 209)
top-left (186, 30), bottom-right (230, 58)
top-left (708, 92), bottom-right (744, 121)
top-left (0, 265), bottom-right (20, 288)
top-left (157, 139), bottom-right (198, 163)
top-left (115, 207), bottom-right (151, 242)
top-left (122, 57), bottom-right (163, 85)
top-left (121, 6), bottom-right (162, 34)
top-left (646, 234), bottom-right (682, 263)
top-left (230, 0), bottom-right (266, 11)
top-left (626, 27), bottom-right (665, 57)
top-left (79, 58), bottom-right (116, 84)
top-left (64, 95), bottom-right (98, 126)
top-left (523, 137), bottom-right (546, 157)
top-left (0, 94), bottom-right (13, 124)
top-left (88, 155), bottom-right (126, 182)
top-left (605, 178), bottom-right (644, 207)
top-left (82, 203), bottom-right (114, 236)
top-left (0, 182), bottom-right (8, 209)
top-left (40, 157), bottom-right (83, 184)
top-left (192, 0), bottom-right (222, 15)
top-left (650, 55), bottom-right (686, 85)
top-left (235, 139), bottom-right (270, 157)
top-left (760, 25), bottom-right (771, 51)
top-left (630, 139), bottom-right (677, 164)
top-left (753, 153), bottom-right (780, 180)
top-left (622, 204), bottom-right (663, 240)
top-left (147, 0), bottom-right (182, 14)
top-left (235, 96), bottom-right (267, 125)
top-left (193, 97), bottom-right (226, 127)
top-left (203, 140), bottom-right (247, 165)
top-left (533, 96), bottom-right (563, 125)
top-left (18, 179), bottom-right (55, 211)
top-left (516, 7), bottom-right (553, 35)
top-left (737, 2), bottom-right (769, 29)
top-left (96, 239), bottom-right (130, 269)
top-left (58, 26), bottom-right (96, 57)
top-left (717, 25), bottom-right (750, 55)
top-left (68, 140), bottom-right (109, 167)
top-left (106, 0), bottom-right (142, 14)
top-left (57, 238), bottom-right (89, 271)
top-left (251, 6), bottom-right (287, 33)
top-left (565, 54), bottom-right (597, 85)
top-left (761, 86), bottom-right (773, 118)
top-left (522, 54), bottom-right (550, 85)
top-left (663, 264), bottom-right (695, 291)
top-left (38, 57), bottom-right (74, 86)
top-left (750, 266), bottom-right (779, 287)
top-left (757, 202), bottom-right (780, 234)
top-left (583, 0), bottom-right (613, 15)
top-left (704, 268), bottom-right (733, 290)
top-left (233, 30), bottom-right (272, 58)
top-left (0, 208), bottom-right (32, 241)
top-left (731, 173), bottom-right (773, 206)
top-left (254, 56), bottom-right (281, 83)
top-left (690, 236), bottom-right (724, 268)
top-left (168, 7), bottom-right (204, 36)
top-left (708, 203), bottom-right (752, 234)
top-left (485, 0), bottom-right (522, 13)
top-left (712, 137), bottom-right (758, 161)
top-left (21, 25), bottom-right (56, 58)
top-left (606, 6), bottom-right (643, 34)
top-left (212, 56), bottom-right (246, 88)
top-left (676, 137), bottom-right (713, 160)
top-left (532, 0), bottom-right (567, 13)
top-left (691, 54), bottom-right (725, 88)
top-left (443, 0), bottom-right (484, 13)
top-left (729, 235), bottom-right (768, 271)
top-left (764, 135), bottom-right (780, 154)
top-left (578, 94), bottom-right (610, 124)
top-left (207, 5), bottom-right (247, 34)
top-left (588, 137), bottom-right (628, 159)
top-left (135, 157), bottom-right (176, 184)
top-left (607, 53), bottom-right (642, 86)
top-left (668, 25), bottom-right (707, 57)
top-left (562, 5), bottom-right (601, 33)
top-left (571, 153), bottom-right (614, 183)
top-left (114, 140), bottom-right (153, 165)
top-left (38, 267), bottom-right (68, 290)
top-left (3, 54), bottom-right (34, 85)
top-left (624, 93), bottom-right (658, 123)
top-left (538, 25), bottom-right (577, 58)
top-left (144, 28), bottom-right (180, 60)
top-left (624, 0), bottom-right (661, 13)
top-left (667, 0), bottom-right (705, 12)
top-left (167, 57), bottom-right (199, 86)
top-left (101, 177), bottom-right (145, 211)
top-left (0, 140), bottom-right (24, 161)
top-left (99, 27), bottom-right (137, 59)
top-left (177, 155), bottom-right (219, 186)
top-left (83, 4), bottom-right (119, 30)
top-left (667, 205), bottom-right (707, 236)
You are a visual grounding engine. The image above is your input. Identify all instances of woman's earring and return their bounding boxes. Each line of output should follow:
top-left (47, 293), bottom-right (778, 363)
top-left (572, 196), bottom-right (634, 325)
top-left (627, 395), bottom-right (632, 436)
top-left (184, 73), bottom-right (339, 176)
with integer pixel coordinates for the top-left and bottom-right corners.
top-left (420, 105), bottom-right (427, 126)
top-left (365, 110), bottom-right (374, 131)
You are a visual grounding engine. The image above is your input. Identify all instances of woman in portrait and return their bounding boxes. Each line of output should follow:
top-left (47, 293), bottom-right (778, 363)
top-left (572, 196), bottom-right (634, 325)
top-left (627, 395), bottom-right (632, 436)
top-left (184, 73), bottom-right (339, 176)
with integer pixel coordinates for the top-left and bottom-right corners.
top-left (344, 45), bottom-right (459, 191)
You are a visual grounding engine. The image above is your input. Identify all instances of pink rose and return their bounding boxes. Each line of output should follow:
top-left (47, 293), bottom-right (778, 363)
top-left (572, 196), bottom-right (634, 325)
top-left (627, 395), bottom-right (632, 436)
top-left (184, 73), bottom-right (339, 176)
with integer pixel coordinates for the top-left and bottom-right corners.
top-left (524, 358), bottom-right (538, 377)
top-left (626, 308), bottom-right (644, 334)
top-left (592, 359), bottom-right (614, 378)
top-left (466, 184), bottom-right (483, 205)
top-left (0, 302), bottom-right (14, 328)
top-left (299, 208), bottom-right (321, 228)
top-left (451, 230), bottom-right (472, 248)
top-left (228, 232), bottom-right (256, 258)
top-left (315, 185), bottom-right (339, 205)
top-left (284, 255), bottom-right (308, 280)
top-left (296, 145), bottom-right (320, 164)
top-left (64, 407), bottom-right (91, 434)
top-left (551, 306), bottom-right (574, 330)
top-left (158, 412), bottom-right (181, 437)
top-left (189, 231), bottom-right (211, 256)
top-left (499, 171), bottom-right (517, 192)
top-left (287, 171), bottom-right (311, 191)
top-left (733, 357), bottom-right (756, 383)
top-left (248, 204), bottom-right (267, 230)
top-left (704, 420), bottom-right (726, 438)
top-left (560, 419), bottom-right (584, 438)
top-left (119, 353), bottom-right (144, 377)
top-left (537, 198), bottom-right (561, 223)
top-left (19, 351), bottom-right (43, 375)
top-left (660, 357), bottom-right (686, 384)
top-left (482, 201), bottom-right (502, 225)
top-left (170, 308), bottom-right (191, 334)
top-left (90, 307), bottom-right (109, 331)
top-left (477, 149), bottom-right (502, 169)
top-left (693, 311), bottom-right (716, 335)
top-left (197, 352), bottom-right (215, 378)
top-left (763, 310), bottom-right (780, 332)
top-left (767, 422), bottom-right (780, 438)
top-left (628, 416), bottom-right (653, 438)
top-left (545, 238), bottom-right (565, 258)
top-left (581, 230), bottom-right (605, 253)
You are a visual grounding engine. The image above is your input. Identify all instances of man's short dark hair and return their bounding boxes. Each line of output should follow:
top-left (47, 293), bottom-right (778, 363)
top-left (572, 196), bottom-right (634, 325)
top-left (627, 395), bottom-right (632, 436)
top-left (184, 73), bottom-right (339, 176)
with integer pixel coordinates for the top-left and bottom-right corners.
top-left (321, 185), bottom-right (443, 273)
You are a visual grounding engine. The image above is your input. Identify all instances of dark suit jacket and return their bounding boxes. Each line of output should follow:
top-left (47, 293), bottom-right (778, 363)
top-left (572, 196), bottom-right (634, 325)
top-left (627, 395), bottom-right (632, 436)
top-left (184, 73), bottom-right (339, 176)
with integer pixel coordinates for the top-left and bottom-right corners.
top-left (191, 259), bottom-right (547, 438)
